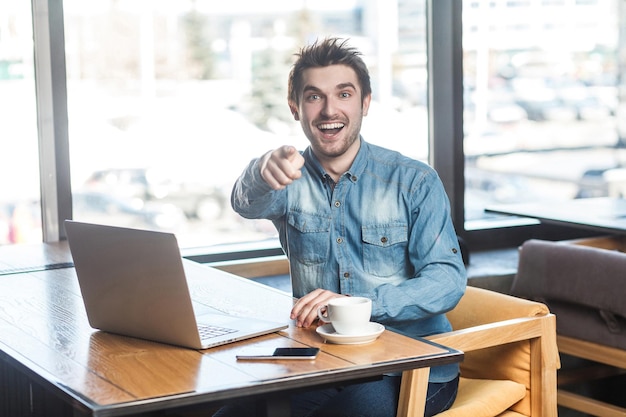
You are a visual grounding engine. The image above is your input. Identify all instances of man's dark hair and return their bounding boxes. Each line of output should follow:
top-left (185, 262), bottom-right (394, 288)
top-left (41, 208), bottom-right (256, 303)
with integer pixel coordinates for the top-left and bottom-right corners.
top-left (287, 37), bottom-right (372, 106)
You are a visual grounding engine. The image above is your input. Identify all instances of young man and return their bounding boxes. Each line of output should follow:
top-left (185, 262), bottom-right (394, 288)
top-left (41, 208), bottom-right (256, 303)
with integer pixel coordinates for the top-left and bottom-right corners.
top-left (225, 37), bottom-right (466, 417)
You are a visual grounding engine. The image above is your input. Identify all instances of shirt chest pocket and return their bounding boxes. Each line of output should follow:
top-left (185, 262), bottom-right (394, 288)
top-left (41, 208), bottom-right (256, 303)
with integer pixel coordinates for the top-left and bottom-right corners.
top-left (288, 212), bottom-right (331, 265)
top-left (362, 224), bottom-right (408, 277)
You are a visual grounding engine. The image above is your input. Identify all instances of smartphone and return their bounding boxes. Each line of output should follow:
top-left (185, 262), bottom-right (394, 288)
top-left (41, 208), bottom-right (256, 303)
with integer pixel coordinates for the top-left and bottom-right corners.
top-left (236, 347), bottom-right (320, 360)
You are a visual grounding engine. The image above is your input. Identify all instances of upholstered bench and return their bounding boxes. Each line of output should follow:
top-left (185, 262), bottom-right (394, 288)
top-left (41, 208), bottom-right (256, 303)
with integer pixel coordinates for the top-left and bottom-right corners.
top-left (512, 239), bottom-right (626, 416)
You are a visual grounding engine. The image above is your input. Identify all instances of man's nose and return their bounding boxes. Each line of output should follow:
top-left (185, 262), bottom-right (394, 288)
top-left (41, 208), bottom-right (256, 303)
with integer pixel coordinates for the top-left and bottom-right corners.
top-left (321, 97), bottom-right (338, 117)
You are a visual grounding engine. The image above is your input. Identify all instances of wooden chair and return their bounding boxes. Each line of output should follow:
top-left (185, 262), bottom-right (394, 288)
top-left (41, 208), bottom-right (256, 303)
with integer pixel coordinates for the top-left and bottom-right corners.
top-left (397, 286), bottom-right (559, 417)
top-left (512, 238), bottom-right (626, 417)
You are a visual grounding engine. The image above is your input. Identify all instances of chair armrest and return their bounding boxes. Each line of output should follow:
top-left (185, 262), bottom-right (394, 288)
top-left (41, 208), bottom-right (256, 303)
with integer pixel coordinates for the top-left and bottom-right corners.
top-left (558, 335), bottom-right (626, 369)
top-left (427, 315), bottom-right (554, 353)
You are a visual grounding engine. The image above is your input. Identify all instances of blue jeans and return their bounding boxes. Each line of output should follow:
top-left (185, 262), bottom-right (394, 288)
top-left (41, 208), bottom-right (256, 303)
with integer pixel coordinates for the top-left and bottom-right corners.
top-left (212, 374), bottom-right (459, 417)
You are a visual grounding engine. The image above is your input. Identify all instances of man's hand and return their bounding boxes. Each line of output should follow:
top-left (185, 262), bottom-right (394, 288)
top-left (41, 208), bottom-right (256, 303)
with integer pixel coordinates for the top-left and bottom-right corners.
top-left (290, 289), bottom-right (347, 328)
top-left (260, 145), bottom-right (305, 190)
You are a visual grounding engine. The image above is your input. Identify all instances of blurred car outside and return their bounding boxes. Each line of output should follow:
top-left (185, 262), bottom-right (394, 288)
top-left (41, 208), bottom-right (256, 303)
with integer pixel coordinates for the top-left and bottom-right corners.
top-left (511, 77), bottom-right (612, 122)
top-left (576, 166), bottom-right (626, 199)
top-left (78, 167), bottom-right (226, 222)
top-left (72, 189), bottom-right (187, 231)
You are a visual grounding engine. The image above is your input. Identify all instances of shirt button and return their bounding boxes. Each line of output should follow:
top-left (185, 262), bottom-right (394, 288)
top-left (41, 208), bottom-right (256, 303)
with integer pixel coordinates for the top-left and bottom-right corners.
top-left (334, 201), bottom-right (341, 208)
top-left (336, 237), bottom-right (343, 244)
top-left (344, 272), bottom-right (350, 278)
top-left (381, 236), bottom-right (388, 244)
top-left (351, 175), bottom-right (357, 181)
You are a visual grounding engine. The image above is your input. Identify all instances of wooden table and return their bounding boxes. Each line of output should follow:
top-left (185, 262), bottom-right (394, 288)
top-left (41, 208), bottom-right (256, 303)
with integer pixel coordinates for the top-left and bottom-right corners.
top-left (0, 242), bottom-right (462, 417)
top-left (486, 197), bottom-right (626, 235)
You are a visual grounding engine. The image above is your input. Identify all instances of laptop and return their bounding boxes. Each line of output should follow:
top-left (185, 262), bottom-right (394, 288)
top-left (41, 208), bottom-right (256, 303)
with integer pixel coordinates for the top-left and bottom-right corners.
top-left (64, 220), bottom-right (288, 349)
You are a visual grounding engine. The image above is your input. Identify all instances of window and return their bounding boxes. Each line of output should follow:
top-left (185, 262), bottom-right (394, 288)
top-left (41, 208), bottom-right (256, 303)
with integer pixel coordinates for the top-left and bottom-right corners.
top-left (462, 0), bottom-right (621, 248)
top-left (62, 0), bottom-right (429, 248)
top-left (0, 1), bottom-right (41, 244)
top-left (3, 0), bottom-right (622, 253)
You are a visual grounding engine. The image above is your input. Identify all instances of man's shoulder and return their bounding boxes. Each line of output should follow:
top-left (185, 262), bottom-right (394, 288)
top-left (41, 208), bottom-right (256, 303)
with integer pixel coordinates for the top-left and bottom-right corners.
top-left (364, 141), bottom-right (432, 171)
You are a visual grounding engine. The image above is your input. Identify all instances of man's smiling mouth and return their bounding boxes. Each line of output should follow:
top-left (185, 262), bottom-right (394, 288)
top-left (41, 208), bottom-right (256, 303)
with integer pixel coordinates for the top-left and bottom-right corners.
top-left (318, 122), bottom-right (345, 135)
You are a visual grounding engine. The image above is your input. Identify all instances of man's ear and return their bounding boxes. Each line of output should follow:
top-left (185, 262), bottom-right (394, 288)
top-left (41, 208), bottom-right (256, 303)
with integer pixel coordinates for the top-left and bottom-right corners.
top-left (362, 94), bottom-right (372, 117)
top-left (288, 102), bottom-right (299, 121)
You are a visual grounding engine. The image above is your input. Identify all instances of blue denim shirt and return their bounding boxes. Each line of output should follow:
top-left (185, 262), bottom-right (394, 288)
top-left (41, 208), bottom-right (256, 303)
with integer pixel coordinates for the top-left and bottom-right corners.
top-left (232, 139), bottom-right (467, 382)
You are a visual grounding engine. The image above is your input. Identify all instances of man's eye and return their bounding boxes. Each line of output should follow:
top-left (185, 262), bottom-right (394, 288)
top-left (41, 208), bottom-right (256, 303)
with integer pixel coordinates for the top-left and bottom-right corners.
top-left (340, 92), bottom-right (351, 98)
top-left (308, 94), bottom-right (320, 100)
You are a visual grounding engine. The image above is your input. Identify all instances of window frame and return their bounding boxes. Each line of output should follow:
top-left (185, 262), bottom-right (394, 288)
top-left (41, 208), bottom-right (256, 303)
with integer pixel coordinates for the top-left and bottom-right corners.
top-left (33, 0), bottom-right (72, 242)
top-left (34, 0), bottom-right (594, 254)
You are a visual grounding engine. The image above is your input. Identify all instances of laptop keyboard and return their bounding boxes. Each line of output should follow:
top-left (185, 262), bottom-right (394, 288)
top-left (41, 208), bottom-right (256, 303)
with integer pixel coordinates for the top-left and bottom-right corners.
top-left (198, 324), bottom-right (238, 340)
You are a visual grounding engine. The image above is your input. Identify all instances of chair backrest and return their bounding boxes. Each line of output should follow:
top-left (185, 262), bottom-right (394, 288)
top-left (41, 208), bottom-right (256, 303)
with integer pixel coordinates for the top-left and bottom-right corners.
top-left (447, 285), bottom-right (549, 328)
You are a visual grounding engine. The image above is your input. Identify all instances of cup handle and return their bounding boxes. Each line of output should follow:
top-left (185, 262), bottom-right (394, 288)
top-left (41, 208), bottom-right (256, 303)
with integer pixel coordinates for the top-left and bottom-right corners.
top-left (317, 304), bottom-right (329, 322)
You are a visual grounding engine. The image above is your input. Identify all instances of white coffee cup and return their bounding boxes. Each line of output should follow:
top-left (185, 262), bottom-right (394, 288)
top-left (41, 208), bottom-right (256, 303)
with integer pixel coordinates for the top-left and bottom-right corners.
top-left (317, 297), bottom-right (372, 335)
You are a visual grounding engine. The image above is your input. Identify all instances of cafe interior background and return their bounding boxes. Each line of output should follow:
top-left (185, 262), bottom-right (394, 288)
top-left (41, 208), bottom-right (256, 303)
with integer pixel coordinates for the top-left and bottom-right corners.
top-left (1, 0), bottom-right (625, 414)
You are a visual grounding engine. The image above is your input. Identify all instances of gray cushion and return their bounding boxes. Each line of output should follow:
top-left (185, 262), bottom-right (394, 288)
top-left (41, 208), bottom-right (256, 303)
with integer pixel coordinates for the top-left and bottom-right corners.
top-left (512, 239), bottom-right (626, 350)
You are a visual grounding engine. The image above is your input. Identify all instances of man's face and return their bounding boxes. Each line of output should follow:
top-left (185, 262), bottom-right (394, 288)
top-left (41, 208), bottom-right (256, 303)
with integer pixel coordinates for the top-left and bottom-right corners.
top-left (290, 64), bottom-right (371, 163)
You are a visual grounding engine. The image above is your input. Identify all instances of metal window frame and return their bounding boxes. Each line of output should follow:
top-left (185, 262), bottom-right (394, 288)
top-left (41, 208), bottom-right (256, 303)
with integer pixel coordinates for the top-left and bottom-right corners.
top-left (32, 0), bottom-right (72, 242)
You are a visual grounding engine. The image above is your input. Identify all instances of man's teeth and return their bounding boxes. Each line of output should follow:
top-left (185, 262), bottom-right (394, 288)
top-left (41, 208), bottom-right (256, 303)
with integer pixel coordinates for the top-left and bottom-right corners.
top-left (319, 123), bottom-right (344, 130)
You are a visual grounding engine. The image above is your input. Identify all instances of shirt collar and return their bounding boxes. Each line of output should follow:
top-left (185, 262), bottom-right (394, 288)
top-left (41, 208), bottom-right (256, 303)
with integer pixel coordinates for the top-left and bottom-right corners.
top-left (304, 136), bottom-right (369, 185)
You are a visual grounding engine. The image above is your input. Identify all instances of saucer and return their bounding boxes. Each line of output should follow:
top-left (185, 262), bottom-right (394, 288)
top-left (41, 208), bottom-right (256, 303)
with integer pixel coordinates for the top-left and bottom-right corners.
top-left (316, 322), bottom-right (385, 345)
